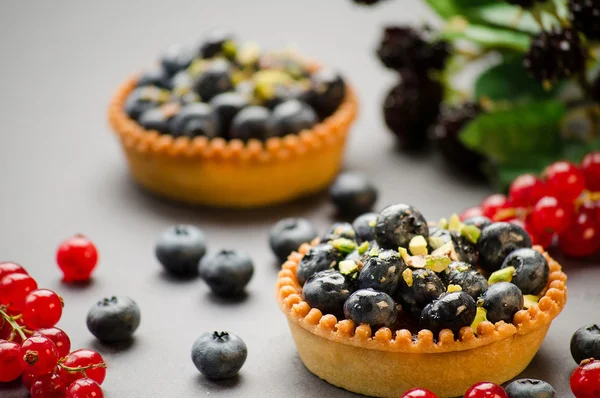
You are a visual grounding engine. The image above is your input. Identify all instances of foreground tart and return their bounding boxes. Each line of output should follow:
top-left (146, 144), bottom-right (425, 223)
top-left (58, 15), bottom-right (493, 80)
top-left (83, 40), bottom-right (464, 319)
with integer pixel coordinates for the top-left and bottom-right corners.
top-left (108, 30), bottom-right (358, 208)
top-left (275, 206), bottom-right (567, 398)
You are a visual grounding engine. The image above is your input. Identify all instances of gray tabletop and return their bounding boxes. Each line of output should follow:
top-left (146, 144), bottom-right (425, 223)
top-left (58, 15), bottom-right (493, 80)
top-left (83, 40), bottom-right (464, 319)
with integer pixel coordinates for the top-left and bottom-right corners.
top-left (0, 1), bottom-right (597, 397)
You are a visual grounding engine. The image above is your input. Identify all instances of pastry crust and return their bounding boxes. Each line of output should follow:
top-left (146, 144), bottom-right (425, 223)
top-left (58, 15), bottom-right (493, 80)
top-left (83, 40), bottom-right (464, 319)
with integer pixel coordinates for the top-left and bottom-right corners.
top-left (107, 73), bottom-right (358, 208)
top-left (276, 242), bottom-right (567, 397)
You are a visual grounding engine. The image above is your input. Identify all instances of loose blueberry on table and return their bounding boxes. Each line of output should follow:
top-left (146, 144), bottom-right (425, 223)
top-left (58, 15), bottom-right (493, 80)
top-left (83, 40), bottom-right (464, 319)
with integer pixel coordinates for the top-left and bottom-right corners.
top-left (199, 249), bottom-right (254, 297)
top-left (126, 31), bottom-right (346, 141)
top-left (329, 171), bottom-right (378, 217)
top-left (87, 296), bottom-right (141, 343)
top-left (504, 378), bottom-right (556, 398)
top-left (571, 324), bottom-right (600, 365)
top-left (269, 217), bottom-right (318, 262)
top-left (191, 331), bottom-right (247, 380)
top-left (155, 224), bottom-right (207, 277)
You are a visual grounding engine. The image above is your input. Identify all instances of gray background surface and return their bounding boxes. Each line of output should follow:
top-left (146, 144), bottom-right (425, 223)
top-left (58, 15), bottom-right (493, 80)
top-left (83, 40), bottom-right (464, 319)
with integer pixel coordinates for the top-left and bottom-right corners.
top-left (0, 1), bottom-right (597, 397)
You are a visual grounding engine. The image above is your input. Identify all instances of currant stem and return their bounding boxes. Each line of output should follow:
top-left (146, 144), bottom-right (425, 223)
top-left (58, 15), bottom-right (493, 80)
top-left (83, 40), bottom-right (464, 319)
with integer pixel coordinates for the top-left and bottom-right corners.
top-left (58, 361), bottom-right (107, 374)
top-left (0, 308), bottom-right (26, 341)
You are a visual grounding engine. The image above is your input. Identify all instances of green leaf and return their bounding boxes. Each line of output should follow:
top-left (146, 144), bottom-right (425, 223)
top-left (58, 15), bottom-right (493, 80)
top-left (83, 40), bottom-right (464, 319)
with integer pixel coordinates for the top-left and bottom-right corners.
top-left (459, 100), bottom-right (565, 166)
top-left (465, 4), bottom-right (541, 34)
top-left (425, 0), bottom-right (496, 20)
top-left (441, 22), bottom-right (531, 52)
top-left (474, 58), bottom-right (557, 102)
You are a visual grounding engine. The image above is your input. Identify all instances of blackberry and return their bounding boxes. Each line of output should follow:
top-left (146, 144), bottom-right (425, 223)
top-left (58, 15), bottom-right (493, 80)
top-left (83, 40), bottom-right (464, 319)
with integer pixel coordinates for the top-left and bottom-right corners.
top-left (569, 0), bottom-right (600, 40)
top-left (506, 0), bottom-right (537, 7)
top-left (377, 26), bottom-right (450, 73)
top-left (432, 103), bottom-right (486, 179)
top-left (524, 28), bottom-right (586, 84)
top-left (383, 73), bottom-right (443, 149)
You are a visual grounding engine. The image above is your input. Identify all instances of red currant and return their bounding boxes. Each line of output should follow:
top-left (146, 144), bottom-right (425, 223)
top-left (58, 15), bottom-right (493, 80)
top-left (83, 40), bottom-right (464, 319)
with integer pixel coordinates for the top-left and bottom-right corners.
top-left (464, 382), bottom-right (508, 398)
top-left (460, 206), bottom-right (483, 221)
top-left (30, 373), bottom-right (67, 398)
top-left (524, 221), bottom-right (554, 249)
top-left (66, 378), bottom-right (104, 398)
top-left (581, 152), bottom-right (600, 192)
top-left (0, 262), bottom-right (27, 281)
top-left (22, 289), bottom-right (63, 329)
top-left (543, 161), bottom-right (586, 203)
top-left (56, 235), bottom-right (99, 282)
top-left (22, 371), bottom-right (38, 390)
top-left (58, 349), bottom-right (106, 386)
top-left (0, 339), bottom-right (23, 382)
top-left (35, 328), bottom-right (71, 358)
top-left (509, 173), bottom-right (547, 207)
top-left (480, 194), bottom-right (511, 220)
top-left (20, 335), bottom-right (59, 376)
top-left (402, 387), bottom-right (438, 398)
top-left (0, 273), bottom-right (38, 311)
top-left (571, 359), bottom-right (600, 397)
top-left (558, 212), bottom-right (600, 258)
top-left (531, 196), bottom-right (574, 234)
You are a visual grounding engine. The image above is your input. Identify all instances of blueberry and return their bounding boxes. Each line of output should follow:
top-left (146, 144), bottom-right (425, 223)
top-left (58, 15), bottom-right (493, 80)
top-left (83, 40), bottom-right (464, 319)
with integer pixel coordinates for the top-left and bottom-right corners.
top-left (501, 248), bottom-right (549, 295)
top-left (302, 270), bottom-right (354, 318)
top-left (169, 103), bottom-right (219, 138)
top-left (229, 105), bottom-right (276, 142)
top-left (199, 250), bottom-right (254, 297)
top-left (259, 53), bottom-right (310, 80)
top-left (322, 222), bottom-right (358, 242)
top-left (262, 84), bottom-right (308, 109)
top-left (452, 234), bottom-right (479, 266)
top-left (198, 29), bottom-right (235, 59)
top-left (171, 71), bottom-right (194, 97)
top-left (155, 225), bottom-right (207, 277)
top-left (375, 204), bottom-right (429, 250)
top-left (139, 104), bottom-right (179, 134)
top-left (125, 86), bottom-right (168, 120)
top-left (570, 324), bottom-right (600, 364)
top-left (463, 215), bottom-right (492, 231)
top-left (395, 268), bottom-right (445, 317)
top-left (504, 378), bottom-right (556, 398)
top-left (193, 59), bottom-right (233, 102)
top-left (191, 331), bottom-right (247, 380)
top-left (305, 68), bottom-right (346, 119)
top-left (343, 288), bottom-right (398, 329)
top-left (160, 44), bottom-right (194, 76)
top-left (446, 262), bottom-right (488, 300)
top-left (137, 68), bottom-right (172, 89)
top-left (86, 296), bottom-right (141, 343)
top-left (329, 172), bottom-right (378, 218)
top-left (271, 100), bottom-right (317, 136)
top-left (357, 250), bottom-right (405, 295)
top-left (438, 260), bottom-right (472, 284)
top-left (420, 291), bottom-right (477, 335)
top-left (481, 282), bottom-right (523, 323)
top-left (209, 92), bottom-right (249, 138)
top-left (269, 217), bottom-right (319, 262)
top-left (477, 222), bottom-right (532, 273)
top-left (352, 213), bottom-right (378, 243)
top-left (296, 243), bottom-right (343, 286)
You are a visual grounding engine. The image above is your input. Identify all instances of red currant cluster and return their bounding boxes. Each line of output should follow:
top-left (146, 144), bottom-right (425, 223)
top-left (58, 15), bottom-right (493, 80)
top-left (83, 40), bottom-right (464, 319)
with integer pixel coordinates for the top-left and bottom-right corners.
top-left (402, 381), bottom-right (508, 398)
top-left (461, 153), bottom-right (600, 258)
top-left (0, 262), bottom-right (106, 397)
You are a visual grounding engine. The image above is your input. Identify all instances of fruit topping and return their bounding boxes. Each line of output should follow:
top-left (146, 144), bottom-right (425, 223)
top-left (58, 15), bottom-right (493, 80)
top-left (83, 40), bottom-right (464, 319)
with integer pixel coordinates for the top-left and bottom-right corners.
top-left (343, 288), bottom-right (398, 329)
top-left (477, 222), bottom-right (532, 273)
top-left (296, 243), bottom-right (344, 286)
top-left (329, 172), bottom-right (378, 218)
top-left (396, 268), bottom-right (445, 317)
top-left (375, 204), bottom-right (429, 249)
top-left (501, 248), bottom-right (549, 295)
top-left (302, 270), bottom-right (354, 318)
top-left (209, 92), bottom-right (249, 138)
top-left (420, 291), bottom-right (477, 335)
top-left (445, 262), bottom-right (488, 300)
top-left (86, 296), bottom-right (141, 343)
top-left (271, 99), bottom-right (317, 136)
top-left (323, 222), bottom-right (358, 242)
top-left (161, 44), bottom-right (194, 76)
top-left (357, 250), bottom-right (405, 295)
top-left (168, 103), bottom-right (220, 138)
top-left (199, 250), bottom-right (254, 297)
top-left (229, 105), bottom-right (276, 141)
top-left (304, 68), bottom-right (346, 120)
top-left (480, 282), bottom-right (524, 324)
top-left (191, 331), bottom-right (247, 380)
top-left (352, 212), bottom-right (378, 243)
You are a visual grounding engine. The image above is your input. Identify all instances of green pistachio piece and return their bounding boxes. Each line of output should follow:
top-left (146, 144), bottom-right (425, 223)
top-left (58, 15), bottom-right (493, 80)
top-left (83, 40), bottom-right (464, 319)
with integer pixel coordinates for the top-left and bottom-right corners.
top-left (408, 255), bottom-right (426, 268)
top-left (460, 224), bottom-right (481, 244)
top-left (431, 241), bottom-right (458, 261)
top-left (369, 247), bottom-right (380, 257)
top-left (437, 218), bottom-right (448, 229)
top-left (357, 241), bottom-right (370, 255)
top-left (447, 284), bottom-right (463, 293)
top-left (448, 214), bottom-right (462, 233)
top-left (187, 58), bottom-right (209, 78)
top-left (488, 266), bottom-right (515, 284)
top-left (409, 235), bottom-right (428, 256)
top-left (470, 307), bottom-right (488, 334)
top-left (339, 260), bottom-right (359, 276)
top-left (428, 236), bottom-right (446, 250)
top-left (331, 238), bottom-right (357, 254)
top-left (398, 247), bottom-right (410, 263)
top-left (368, 220), bottom-right (377, 227)
top-left (424, 256), bottom-right (452, 272)
top-left (402, 268), bottom-right (413, 287)
top-left (523, 294), bottom-right (539, 309)
top-left (223, 40), bottom-right (237, 60)
top-left (236, 42), bottom-right (260, 66)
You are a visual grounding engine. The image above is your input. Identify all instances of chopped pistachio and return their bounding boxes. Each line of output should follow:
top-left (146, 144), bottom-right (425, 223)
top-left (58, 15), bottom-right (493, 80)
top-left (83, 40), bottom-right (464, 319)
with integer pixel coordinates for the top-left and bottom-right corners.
top-left (431, 241), bottom-right (458, 261)
top-left (424, 256), bottom-right (451, 272)
top-left (369, 247), bottom-right (380, 257)
top-left (470, 307), bottom-right (488, 334)
top-left (409, 255), bottom-right (426, 268)
top-left (437, 218), bottom-right (448, 229)
top-left (523, 294), bottom-right (539, 309)
top-left (339, 260), bottom-right (359, 276)
top-left (368, 220), bottom-right (377, 227)
top-left (357, 241), bottom-right (370, 255)
top-left (460, 224), bottom-right (481, 244)
top-left (448, 214), bottom-right (462, 233)
top-left (331, 238), bottom-right (357, 254)
top-left (223, 40), bottom-right (237, 60)
top-left (398, 247), bottom-right (410, 263)
top-left (447, 284), bottom-right (463, 293)
top-left (236, 42), bottom-right (260, 66)
top-left (428, 236), bottom-right (446, 250)
top-left (402, 269), bottom-right (413, 287)
top-left (409, 235), bottom-right (428, 256)
top-left (488, 266), bottom-right (515, 284)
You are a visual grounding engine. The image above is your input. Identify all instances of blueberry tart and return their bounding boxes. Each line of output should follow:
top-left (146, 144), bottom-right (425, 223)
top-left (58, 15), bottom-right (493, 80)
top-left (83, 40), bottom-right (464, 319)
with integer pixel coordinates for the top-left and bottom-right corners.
top-left (276, 206), bottom-right (567, 397)
top-left (109, 31), bottom-right (358, 207)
